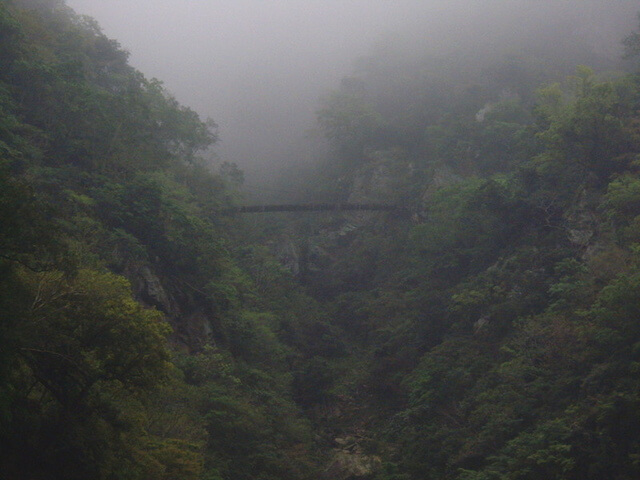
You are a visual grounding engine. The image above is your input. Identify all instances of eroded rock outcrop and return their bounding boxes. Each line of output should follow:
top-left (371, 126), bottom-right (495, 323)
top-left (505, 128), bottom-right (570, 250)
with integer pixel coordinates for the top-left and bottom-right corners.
top-left (326, 448), bottom-right (382, 480)
top-left (272, 234), bottom-right (300, 275)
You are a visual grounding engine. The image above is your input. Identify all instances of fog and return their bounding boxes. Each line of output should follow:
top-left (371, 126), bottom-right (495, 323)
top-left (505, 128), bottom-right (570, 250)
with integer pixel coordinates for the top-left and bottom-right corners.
top-left (65, 0), bottom-right (639, 188)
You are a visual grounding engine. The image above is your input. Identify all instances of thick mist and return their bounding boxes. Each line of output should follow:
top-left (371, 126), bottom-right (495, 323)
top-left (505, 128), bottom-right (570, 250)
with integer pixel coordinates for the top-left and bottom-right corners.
top-left (65, 0), bottom-right (639, 191)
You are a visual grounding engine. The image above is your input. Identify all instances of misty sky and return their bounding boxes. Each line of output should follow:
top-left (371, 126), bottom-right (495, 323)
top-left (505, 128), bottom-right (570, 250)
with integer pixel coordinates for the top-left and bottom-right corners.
top-left (65, 0), bottom-right (639, 183)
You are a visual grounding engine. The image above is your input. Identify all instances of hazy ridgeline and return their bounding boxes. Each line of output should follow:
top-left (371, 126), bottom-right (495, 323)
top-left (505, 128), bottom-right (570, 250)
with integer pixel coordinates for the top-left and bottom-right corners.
top-left (65, 0), bottom-right (639, 195)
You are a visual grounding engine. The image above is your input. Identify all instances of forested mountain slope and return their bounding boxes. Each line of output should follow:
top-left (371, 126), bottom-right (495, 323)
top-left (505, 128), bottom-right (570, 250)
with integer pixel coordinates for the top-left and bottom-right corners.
top-left (0, 1), bottom-right (333, 479)
top-left (280, 15), bottom-right (640, 480)
top-left (3, 1), bottom-right (640, 480)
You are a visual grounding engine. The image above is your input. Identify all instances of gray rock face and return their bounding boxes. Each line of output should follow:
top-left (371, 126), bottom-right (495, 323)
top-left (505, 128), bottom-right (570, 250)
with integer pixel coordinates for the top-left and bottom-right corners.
top-left (326, 448), bottom-right (382, 479)
top-left (568, 227), bottom-right (594, 246)
top-left (272, 235), bottom-right (300, 276)
top-left (347, 150), bottom-right (411, 225)
top-left (139, 265), bottom-right (172, 312)
top-left (123, 262), bottom-right (215, 351)
top-left (563, 189), bottom-right (599, 248)
top-left (349, 162), bottom-right (393, 202)
top-left (474, 315), bottom-right (491, 334)
top-left (421, 164), bottom-right (462, 202)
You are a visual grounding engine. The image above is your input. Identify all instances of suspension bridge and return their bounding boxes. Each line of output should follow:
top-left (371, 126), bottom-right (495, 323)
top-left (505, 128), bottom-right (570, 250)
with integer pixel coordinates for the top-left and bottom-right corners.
top-left (227, 203), bottom-right (403, 214)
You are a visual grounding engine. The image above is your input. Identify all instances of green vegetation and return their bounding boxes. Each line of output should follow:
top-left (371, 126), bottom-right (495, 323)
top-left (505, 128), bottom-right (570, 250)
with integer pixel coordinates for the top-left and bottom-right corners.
top-left (3, 1), bottom-right (640, 479)
top-left (289, 19), bottom-right (640, 480)
top-left (0, 1), bottom-right (324, 478)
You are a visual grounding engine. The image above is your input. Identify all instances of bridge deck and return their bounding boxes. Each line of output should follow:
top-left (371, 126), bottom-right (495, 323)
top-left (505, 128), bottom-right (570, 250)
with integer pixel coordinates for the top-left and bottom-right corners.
top-left (228, 203), bottom-right (400, 214)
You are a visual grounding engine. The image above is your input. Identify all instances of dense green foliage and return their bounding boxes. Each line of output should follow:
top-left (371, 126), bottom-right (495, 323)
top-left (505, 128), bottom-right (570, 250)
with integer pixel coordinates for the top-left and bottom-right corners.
top-left (4, 1), bottom-right (640, 479)
top-left (289, 20), bottom-right (640, 480)
top-left (0, 1), bottom-right (327, 479)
